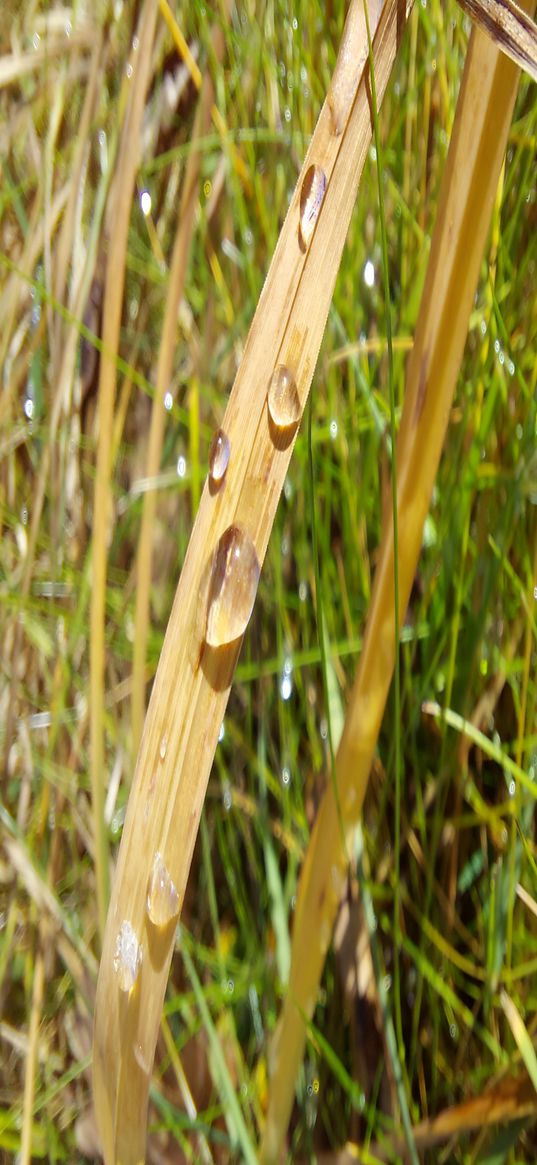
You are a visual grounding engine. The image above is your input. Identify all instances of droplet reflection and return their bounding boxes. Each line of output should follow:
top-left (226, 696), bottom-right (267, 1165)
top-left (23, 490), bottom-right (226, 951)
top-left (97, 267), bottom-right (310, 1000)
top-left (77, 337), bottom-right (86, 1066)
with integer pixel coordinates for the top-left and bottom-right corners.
top-left (205, 525), bottom-right (260, 647)
top-left (267, 365), bottom-right (300, 429)
top-left (208, 428), bottom-right (230, 484)
top-left (299, 165), bottom-right (326, 250)
top-left (113, 921), bottom-right (142, 992)
top-left (147, 852), bottom-right (179, 927)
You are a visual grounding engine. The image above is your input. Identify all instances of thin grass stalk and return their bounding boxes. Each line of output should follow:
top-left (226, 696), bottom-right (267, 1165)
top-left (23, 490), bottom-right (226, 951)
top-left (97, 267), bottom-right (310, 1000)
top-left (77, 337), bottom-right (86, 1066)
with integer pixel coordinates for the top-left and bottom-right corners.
top-left (92, 3), bottom-right (409, 1160)
top-left (131, 20), bottom-right (226, 756)
top-left (259, 9), bottom-right (534, 1161)
top-left (89, 0), bottom-right (158, 942)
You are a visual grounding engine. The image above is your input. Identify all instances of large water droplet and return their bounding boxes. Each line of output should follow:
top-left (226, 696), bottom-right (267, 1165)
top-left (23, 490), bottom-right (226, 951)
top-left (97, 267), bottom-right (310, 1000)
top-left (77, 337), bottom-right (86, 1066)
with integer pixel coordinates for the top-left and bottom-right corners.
top-left (113, 921), bottom-right (142, 992)
top-left (205, 525), bottom-right (260, 647)
top-left (267, 366), bottom-right (300, 429)
top-left (209, 428), bottom-right (230, 484)
top-left (299, 165), bottom-right (326, 250)
top-left (147, 851), bottom-right (179, 927)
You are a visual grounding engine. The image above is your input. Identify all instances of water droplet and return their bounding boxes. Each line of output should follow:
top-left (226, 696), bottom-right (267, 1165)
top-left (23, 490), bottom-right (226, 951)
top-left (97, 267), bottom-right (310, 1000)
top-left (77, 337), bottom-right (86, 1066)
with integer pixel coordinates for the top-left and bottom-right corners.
top-left (328, 3), bottom-right (368, 135)
top-left (113, 921), bottom-right (142, 992)
top-left (140, 190), bottom-right (152, 216)
top-left (176, 455), bottom-right (187, 478)
top-left (281, 674), bottom-right (292, 701)
top-left (299, 165), bottom-right (326, 250)
top-left (267, 365), bottom-right (300, 429)
top-left (208, 428), bottom-right (230, 484)
top-left (147, 852), bottom-right (179, 927)
top-left (164, 391), bottom-right (173, 411)
top-left (281, 766), bottom-right (291, 785)
top-left (363, 259), bottom-right (375, 288)
top-left (159, 735), bottom-right (168, 761)
top-left (218, 721), bottom-right (225, 742)
top-left (330, 419), bottom-right (338, 439)
top-left (205, 525), bottom-right (260, 647)
top-left (24, 398), bottom-right (34, 420)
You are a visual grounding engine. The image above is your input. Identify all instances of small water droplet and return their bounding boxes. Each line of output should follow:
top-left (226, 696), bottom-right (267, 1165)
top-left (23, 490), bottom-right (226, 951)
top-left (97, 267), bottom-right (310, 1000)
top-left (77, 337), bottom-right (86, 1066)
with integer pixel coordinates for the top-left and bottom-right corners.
top-left (205, 525), bottom-right (260, 647)
top-left (164, 391), bottom-right (173, 411)
top-left (24, 398), bottom-right (34, 420)
top-left (281, 766), bottom-right (291, 785)
top-left (140, 190), bottom-right (152, 216)
top-left (159, 735), bottom-right (168, 761)
top-left (113, 921), bottom-right (142, 992)
top-left (299, 165), bottom-right (326, 250)
top-left (209, 428), bottom-right (230, 484)
top-left (147, 852), bottom-right (179, 927)
top-left (267, 365), bottom-right (300, 429)
top-left (280, 674), bottom-right (292, 701)
top-left (176, 455), bottom-right (187, 478)
top-left (126, 62), bottom-right (133, 79)
top-left (363, 259), bottom-right (375, 288)
top-left (330, 419), bottom-right (338, 439)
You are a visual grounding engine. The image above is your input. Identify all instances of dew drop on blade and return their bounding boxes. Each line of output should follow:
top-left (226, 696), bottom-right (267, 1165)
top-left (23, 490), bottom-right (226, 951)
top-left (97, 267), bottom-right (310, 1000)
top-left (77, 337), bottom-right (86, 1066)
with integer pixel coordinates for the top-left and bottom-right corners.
top-left (205, 525), bottom-right (260, 648)
top-left (299, 165), bottom-right (326, 250)
top-left (147, 851), bottom-right (179, 927)
top-left (113, 921), bottom-right (142, 992)
top-left (208, 428), bottom-right (230, 484)
top-left (267, 365), bottom-right (300, 429)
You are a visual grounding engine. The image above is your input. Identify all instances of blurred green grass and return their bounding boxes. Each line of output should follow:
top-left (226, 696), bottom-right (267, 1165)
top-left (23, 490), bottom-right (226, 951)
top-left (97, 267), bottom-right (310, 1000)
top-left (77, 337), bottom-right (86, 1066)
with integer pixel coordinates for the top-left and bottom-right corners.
top-left (1, 1), bottom-right (536, 1161)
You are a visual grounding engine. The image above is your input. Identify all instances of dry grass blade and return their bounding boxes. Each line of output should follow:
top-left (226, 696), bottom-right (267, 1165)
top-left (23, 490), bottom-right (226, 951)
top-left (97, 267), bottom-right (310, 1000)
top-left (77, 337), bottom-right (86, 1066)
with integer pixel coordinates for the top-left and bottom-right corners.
top-left (89, 0), bottom-right (159, 941)
top-left (92, 2), bottom-right (410, 1160)
top-left (131, 16), bottom-right (227, 757)
top-left (457, 0), bottom-right (537, 80)
top-left (259, 5), bottom-right (534, 1162)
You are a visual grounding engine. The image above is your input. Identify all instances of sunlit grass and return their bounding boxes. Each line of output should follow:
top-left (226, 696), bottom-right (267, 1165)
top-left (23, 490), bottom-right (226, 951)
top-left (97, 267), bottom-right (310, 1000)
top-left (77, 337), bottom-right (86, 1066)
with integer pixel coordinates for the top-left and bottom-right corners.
top-left (1, 1), bottom-right (536, 1162)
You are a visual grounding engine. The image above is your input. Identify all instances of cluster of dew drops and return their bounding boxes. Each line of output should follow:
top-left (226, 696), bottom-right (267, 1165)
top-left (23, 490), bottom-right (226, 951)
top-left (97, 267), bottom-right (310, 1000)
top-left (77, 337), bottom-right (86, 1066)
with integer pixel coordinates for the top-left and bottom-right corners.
top-left (203, 159), bottom-right (332, 650)
top-left (113, 851), bottom-right (180, 993)
top-left (113, 63), bottom-right (356, 994)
